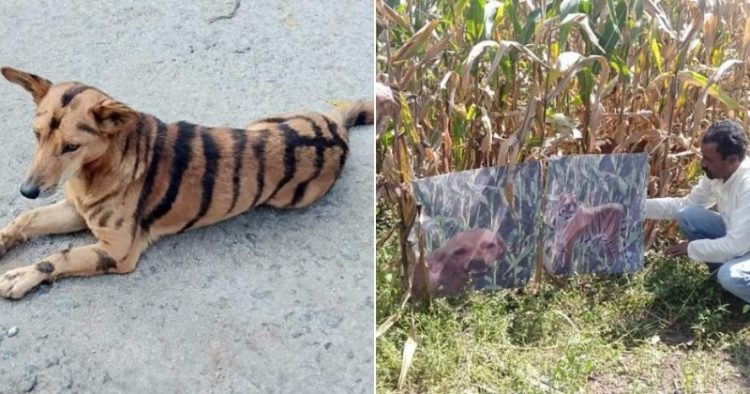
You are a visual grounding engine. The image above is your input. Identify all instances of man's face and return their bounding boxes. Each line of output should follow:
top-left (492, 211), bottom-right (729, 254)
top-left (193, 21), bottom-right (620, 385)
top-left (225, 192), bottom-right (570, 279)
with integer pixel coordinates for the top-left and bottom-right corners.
top-left (700, 142), bottom-right (737, 180)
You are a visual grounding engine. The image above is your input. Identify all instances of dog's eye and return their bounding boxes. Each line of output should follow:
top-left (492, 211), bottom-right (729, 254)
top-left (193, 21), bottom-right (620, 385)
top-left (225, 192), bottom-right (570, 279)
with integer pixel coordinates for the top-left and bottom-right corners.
top-left (452, 248), bottom-right (468, 256)
top-left (62, 143), bottom-right (80, 154)
top-left (482, 243), bottom-right (497, 250)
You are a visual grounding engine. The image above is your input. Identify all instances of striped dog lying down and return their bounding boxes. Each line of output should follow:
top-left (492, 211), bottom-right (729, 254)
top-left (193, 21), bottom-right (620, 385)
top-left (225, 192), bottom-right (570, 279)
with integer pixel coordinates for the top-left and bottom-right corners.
top-left (0, 66), bottom-right (373, 299)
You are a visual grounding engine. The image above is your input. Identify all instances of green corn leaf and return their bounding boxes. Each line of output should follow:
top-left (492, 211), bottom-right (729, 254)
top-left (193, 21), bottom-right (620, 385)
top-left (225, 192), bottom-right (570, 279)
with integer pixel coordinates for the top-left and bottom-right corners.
top-left (678, 70), bottom-right (742, 111)
top-left (465, 0), bottom-right (486, 44)
top-left (560, 0), bottom-right (583, 17)
top-left (650, 35), bottom-right (664, 73)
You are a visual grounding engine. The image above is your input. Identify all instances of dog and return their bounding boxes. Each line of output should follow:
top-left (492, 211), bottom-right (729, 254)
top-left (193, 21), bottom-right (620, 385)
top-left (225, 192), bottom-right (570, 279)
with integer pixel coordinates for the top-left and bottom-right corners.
top-left (412, 228), bottom-right (507, 297)
top-left (0, 66), bottom-right (373, 299)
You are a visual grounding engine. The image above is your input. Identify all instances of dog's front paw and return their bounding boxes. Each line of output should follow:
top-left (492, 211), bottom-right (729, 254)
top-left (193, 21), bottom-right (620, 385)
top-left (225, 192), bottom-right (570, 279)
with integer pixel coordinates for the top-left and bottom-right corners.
top-left (0, 238), bottom-right (9, 259)
top-left (0, 266), bottom-right (43, 299)
top-left (0, 233), bottom-right (23, 260)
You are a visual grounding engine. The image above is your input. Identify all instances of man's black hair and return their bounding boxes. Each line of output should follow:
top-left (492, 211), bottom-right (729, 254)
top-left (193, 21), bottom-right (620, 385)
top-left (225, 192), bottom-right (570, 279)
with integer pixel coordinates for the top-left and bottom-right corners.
top-left (701, 119), bottom-right (748, 161)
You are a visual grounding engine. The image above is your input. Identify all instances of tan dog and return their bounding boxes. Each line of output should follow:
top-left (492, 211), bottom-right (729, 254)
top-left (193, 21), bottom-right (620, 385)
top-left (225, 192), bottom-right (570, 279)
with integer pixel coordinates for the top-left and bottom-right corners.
top-left (0, 66), bottom-right (373, 299)
top-left (413, 228), bottom-right (507, 297)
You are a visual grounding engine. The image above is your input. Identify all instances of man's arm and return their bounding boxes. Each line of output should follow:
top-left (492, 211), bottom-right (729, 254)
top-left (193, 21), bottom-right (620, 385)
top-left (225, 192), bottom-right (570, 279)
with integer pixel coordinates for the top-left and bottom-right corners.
top-left (645, 176), bottom-right (716, 220)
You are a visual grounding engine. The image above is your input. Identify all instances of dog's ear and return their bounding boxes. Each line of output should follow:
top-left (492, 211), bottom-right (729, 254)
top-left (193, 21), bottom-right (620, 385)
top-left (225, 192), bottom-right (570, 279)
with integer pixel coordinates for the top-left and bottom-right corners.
top-left (91, 99), bottom-right (139, 135)
top-left (495, 234), bottom-right (507, 258)
top-left (1, 67), bottom-right (53, 105)
top-left (415, 250), bottom-right (445, 297)
top-left (428, 250), bottom-right (447, 273)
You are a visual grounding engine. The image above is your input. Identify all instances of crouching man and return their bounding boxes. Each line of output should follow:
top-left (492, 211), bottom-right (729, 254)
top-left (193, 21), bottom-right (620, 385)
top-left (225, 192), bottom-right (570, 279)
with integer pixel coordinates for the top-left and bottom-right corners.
top-left (646, 120), bottom-right (750, 303)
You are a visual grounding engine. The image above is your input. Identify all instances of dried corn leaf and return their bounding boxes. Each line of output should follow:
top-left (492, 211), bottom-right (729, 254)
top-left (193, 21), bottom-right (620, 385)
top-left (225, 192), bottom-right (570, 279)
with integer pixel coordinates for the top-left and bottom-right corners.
top-left (392, 20), bottom-right (441, 62)
top-left (397, 326), bottom-right (418, 389)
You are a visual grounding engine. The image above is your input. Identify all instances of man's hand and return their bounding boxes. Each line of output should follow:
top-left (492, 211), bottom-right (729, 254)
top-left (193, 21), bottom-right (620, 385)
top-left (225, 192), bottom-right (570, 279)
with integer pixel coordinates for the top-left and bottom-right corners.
top-left (375, 82), bottom-right (399, 131)
top-left (665, 241), bottom-right (690, 257)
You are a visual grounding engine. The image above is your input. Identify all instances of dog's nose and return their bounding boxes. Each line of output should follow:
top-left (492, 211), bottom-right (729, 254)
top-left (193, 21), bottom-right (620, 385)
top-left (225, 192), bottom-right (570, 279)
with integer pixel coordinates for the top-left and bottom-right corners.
top-left (466, 259), bottom-right (487, 273)
top-left (20, 182), bottom-right (40, 199)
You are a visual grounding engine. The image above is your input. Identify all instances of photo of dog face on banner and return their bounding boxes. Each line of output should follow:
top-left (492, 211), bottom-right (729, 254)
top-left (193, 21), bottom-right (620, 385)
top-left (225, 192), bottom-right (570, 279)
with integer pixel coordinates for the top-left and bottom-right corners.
top-left (410, 163), bottom-right (541, 298)
top-left (543, 154), bottom-right (647, 275)
top-left (413, 228), bottom-right (507, 297)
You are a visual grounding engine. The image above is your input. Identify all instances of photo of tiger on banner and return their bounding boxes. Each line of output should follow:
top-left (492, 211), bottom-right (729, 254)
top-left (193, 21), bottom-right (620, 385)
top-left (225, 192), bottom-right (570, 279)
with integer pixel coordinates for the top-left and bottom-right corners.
top-left (543, 153), bottom-right (648, 275)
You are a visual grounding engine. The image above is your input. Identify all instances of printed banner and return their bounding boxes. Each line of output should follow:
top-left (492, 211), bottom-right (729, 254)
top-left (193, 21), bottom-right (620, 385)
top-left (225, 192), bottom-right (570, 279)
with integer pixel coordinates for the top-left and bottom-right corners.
top-left (411, 162), bottom-right (542, 296)
top-left (543, 153), bottom-right (648, 275)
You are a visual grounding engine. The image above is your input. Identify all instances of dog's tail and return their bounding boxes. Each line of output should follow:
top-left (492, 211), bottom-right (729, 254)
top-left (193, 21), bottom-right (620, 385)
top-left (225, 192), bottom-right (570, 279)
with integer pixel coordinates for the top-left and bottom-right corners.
top-left (328, 100), bottom-right (374, 129)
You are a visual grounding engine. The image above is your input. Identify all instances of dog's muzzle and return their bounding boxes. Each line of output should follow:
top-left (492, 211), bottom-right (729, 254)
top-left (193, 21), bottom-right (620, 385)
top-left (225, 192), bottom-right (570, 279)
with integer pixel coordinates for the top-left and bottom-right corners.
top-left (466, 258), bottom-right (490, 276)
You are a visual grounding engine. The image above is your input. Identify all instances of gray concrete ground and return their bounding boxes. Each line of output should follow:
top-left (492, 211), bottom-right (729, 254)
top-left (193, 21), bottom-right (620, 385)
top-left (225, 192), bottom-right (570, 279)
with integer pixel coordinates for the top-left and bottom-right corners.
top-left (0, 1), bottom-right (373, 393)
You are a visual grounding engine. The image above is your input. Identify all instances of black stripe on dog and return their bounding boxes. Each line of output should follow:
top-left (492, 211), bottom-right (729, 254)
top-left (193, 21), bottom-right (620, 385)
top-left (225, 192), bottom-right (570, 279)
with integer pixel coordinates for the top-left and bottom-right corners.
top-left (123, 117), bottom-right (144, 159)
top-left (98, 211), bottom-right (112, 228)
top-left (36, 261), bottom-right (55, 274)
top-left (131, 123), bottom-right (141, 174)
top-left (250, 131), bottom-right (268, 207)
top-left (61, 85), bottom-right (92, 107)
top-left (87, 205), bottom-right (106, 221)
top-left (257, 117), bottom-right (350, 205)
top-left (122, 130), bottom-right (133, 158)
top-left (266, 124), bottom-right (300, 202)
top-left (140, 121), bottom-right (195, 231)
top-left (143, 117), bottom-right (153, 161)
top-left (180, 131), bottom-right (219, 232)
top-left (82, 189), bottom-right (119, 210)
top-left (254, 117), bottom-right (289, 124)
top-left (134, 118), bottom-right (168, 234)
top-left (228, 129), bottom-right (248, 214)
top-left (49, 116), bottom-right (60, 132)
top-left (94, 249), bottom-right (117, 272)
top-left (322, 115), bottom-right (349, 150)
top-left (252, 115), bottom-right (316, 126)
top-left (322, 115), bottom-right (349, 174)
top-left (133, 114), bottom-right (152, 182)
top-left (288, 117), bottom-right (326, 207)
top-left (354, 111), bottom-right (369, 126)
top-left (77, 122), bottom-right (98, 134)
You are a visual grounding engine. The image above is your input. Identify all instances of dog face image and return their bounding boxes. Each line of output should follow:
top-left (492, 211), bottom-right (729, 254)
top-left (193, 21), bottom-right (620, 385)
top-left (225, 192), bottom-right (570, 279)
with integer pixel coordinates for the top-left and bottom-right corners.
top-left (413, 228), bottom-right (507, 297)
top-left (0, 66), bottom-right (373, 299)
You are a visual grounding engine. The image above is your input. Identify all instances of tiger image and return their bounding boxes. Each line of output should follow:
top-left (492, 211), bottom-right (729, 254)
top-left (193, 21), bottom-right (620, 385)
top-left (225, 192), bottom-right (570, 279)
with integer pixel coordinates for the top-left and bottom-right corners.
top-left (552, 193), bottom-right (625, 274)
top-left (0, 66), bottom-right (373, 299)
